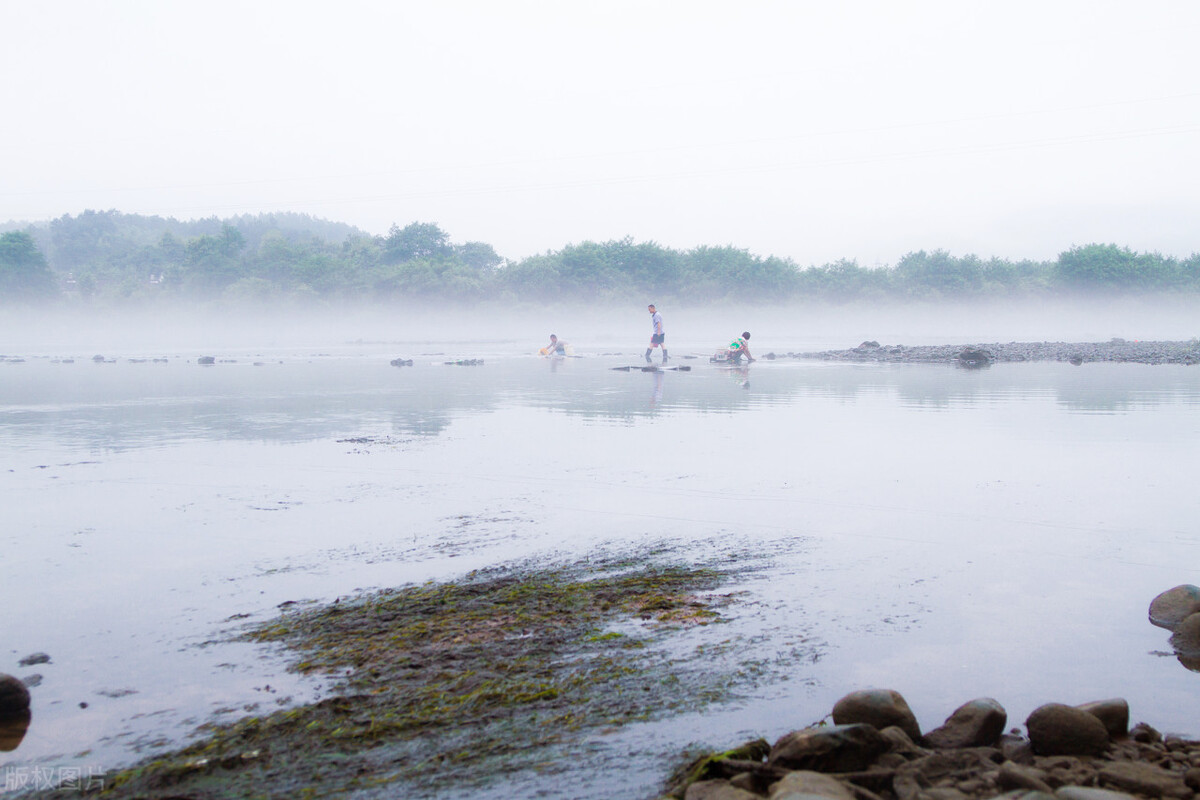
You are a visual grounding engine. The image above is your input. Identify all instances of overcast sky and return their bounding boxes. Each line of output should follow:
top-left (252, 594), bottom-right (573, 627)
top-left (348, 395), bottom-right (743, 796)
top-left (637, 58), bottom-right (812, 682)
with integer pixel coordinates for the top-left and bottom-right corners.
top-left (3, 1), bottom-right (1198, 267)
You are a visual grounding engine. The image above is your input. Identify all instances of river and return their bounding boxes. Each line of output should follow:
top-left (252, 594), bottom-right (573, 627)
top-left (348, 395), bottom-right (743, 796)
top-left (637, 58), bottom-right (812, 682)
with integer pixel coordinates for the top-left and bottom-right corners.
top-left (2, 313), bottom-right (1199, 796)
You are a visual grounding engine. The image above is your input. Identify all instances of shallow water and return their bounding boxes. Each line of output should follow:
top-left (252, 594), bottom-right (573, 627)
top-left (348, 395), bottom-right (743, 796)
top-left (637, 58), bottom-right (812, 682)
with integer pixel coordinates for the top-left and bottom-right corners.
top-left (3, 338), bottom-right (1200, 795)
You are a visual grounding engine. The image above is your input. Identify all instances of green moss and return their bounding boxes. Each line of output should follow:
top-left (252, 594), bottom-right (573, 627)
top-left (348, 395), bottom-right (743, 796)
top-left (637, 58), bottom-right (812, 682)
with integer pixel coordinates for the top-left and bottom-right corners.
top-left (663, 738), bottom-right (773, 798)
top-left (74, 556), bottom-right (747, 799)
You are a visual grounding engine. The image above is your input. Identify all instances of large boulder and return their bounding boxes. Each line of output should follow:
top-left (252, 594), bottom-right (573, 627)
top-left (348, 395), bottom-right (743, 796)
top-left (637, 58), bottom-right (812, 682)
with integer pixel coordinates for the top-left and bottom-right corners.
top-left (1025, 703), bottom-right (1110, 756)
top-left (768, 724), bottom-right (889, 773)
top-left (1075, 698), bottom-right (1129, 739)
top-left (1149, 585), bottom-right (1200, 630)
top-left (923, 697), bottom-right (1007, 749)
top-left (831, 689), bottom-right (921, 742)
top-left (0, 674), bottom-right (30, 718)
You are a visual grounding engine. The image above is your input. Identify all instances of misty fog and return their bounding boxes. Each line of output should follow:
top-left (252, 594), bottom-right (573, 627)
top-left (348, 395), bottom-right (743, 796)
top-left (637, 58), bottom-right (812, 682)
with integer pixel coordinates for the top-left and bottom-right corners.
top-left (3, 295), bottom-right (1199, 358)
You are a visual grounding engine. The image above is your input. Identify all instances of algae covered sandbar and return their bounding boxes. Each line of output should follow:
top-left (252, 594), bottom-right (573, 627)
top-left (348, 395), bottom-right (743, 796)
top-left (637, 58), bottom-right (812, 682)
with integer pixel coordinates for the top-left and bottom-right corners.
top-left (76, 555), bottom-right (748, 798)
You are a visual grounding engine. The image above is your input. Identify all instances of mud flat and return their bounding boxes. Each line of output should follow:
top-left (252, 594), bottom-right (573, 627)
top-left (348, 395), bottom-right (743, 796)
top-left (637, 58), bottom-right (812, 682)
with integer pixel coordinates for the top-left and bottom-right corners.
top-left (790, 339), bottom-right (1200, 366)
top-left (27, 554), bottom-right (750, 799)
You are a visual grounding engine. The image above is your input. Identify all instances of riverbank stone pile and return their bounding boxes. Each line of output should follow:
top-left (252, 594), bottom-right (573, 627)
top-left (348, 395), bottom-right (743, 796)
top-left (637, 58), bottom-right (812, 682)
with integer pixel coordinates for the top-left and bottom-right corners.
top-left (789, 339), bottom-right (1200, 366)
top-left (666, 689), bottom-right (1200, 800)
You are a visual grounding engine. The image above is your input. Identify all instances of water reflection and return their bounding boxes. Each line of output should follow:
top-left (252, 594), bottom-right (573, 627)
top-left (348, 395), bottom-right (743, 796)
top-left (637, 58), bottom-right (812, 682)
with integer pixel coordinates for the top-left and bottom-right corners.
top-left (1, 358), bottom-right (1198, 451)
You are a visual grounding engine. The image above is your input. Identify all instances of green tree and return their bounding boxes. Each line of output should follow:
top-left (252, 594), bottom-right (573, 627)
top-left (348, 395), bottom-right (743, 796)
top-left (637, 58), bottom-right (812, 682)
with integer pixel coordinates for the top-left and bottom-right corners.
top-left (1181, 253), bottom-right (1200, 290)
top-left (799, 259), bottom-right (892, 300)
top-left (1053, 244), bottom-right (1176, 290)
top-left (682, 245), bottom-right (797, 300)
top-left (383, 222), bottom-right (451, 263)
top-left (894, 250), bottom-right (983, 297)
top-left (0, 231), bottom-right (58, 301)
top-left (180, 224), bottom-right (247, 294)
top-left (455, 241), bottom-right (503, 273)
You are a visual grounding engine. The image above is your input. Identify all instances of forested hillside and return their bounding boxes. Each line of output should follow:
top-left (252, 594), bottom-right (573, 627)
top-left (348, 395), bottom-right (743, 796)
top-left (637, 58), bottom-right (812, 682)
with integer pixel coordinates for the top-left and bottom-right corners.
top-left (2, 209), bottom-right (1198, 306)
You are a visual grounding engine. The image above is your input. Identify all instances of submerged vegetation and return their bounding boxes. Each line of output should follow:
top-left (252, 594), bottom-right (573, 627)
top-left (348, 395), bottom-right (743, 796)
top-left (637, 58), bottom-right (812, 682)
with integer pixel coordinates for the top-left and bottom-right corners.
top-left (66, 556), bottom-right (751, 798)
top-left (3, 210), bottom-right (1199, 306)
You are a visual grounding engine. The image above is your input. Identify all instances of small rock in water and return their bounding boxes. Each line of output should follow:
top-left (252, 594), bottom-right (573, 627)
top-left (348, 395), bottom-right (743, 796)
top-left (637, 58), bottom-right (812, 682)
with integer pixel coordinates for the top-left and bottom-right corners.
top-left (0, 674), bottom-right (31, 716)
top-left (1168, 612), bottom-right (1200, 656)
top-left (1149, 585), bottom-right (1200, 630)
top-left (0, 706), bottom-right (31, 752)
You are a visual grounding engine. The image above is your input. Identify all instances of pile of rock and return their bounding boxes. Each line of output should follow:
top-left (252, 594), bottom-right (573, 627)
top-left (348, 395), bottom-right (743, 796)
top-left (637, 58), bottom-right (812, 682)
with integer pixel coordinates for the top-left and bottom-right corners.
top-left (666, 688), bottom-right (1200, 800)
top-left (791, 339), bottom-right (1200, 366)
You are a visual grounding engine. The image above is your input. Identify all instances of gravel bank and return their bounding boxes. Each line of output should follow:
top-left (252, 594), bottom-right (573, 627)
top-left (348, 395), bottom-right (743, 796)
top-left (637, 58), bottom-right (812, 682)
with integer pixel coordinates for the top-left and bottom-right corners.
top-left (791, 338), bottom-right (1200, 366)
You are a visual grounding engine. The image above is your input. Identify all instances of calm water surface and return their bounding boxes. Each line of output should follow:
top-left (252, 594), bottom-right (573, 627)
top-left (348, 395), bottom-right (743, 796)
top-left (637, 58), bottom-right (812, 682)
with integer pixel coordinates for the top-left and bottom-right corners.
top-left (3, 340), bottom-right (1200, 795)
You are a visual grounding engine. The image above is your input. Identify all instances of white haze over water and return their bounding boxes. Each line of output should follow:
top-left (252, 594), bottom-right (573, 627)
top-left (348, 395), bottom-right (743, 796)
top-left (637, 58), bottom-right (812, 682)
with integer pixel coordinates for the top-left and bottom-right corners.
top-left (1, 297), bottom-right (1198, 358)
top-left (3, 1), bottom-right (1200, 266)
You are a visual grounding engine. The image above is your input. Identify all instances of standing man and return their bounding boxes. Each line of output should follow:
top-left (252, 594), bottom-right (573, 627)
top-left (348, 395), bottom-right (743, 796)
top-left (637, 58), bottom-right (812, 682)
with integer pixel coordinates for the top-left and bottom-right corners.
top-left (646, 303), bottom-right (668, 363)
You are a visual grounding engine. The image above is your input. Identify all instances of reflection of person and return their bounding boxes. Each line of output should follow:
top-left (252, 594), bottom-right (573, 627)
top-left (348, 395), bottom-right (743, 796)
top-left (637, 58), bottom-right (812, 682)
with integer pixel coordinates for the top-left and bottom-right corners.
top-left (645, 304), bottom-right (668, 363)
top-left (728, 331), bottom-right (755, 364)
top-left (650, 369), bottom-right (664, 407)
top-left (541, 334), bottom-right (568, 355)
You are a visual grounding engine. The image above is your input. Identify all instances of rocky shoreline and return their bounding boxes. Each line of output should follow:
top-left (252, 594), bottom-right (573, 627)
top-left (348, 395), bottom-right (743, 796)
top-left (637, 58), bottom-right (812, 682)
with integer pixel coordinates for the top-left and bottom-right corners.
top-left (786, 339), bottom-right (1200, 367)
top-left (666, 585), bottom-right (1200, 800)
top-left (666, 689), bottom-right (1200, 800)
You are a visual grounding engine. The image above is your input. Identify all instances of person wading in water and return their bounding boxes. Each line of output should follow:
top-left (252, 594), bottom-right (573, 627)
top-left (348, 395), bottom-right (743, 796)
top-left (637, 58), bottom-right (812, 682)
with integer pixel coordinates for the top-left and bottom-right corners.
top-left (646, 304), bottom-right (667, 363)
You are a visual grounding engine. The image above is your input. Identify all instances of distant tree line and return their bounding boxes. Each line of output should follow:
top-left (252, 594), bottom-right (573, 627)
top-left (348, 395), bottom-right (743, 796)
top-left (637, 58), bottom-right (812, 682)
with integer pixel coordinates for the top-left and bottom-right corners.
top-left (2, 209), bottom-right (1199, 306)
